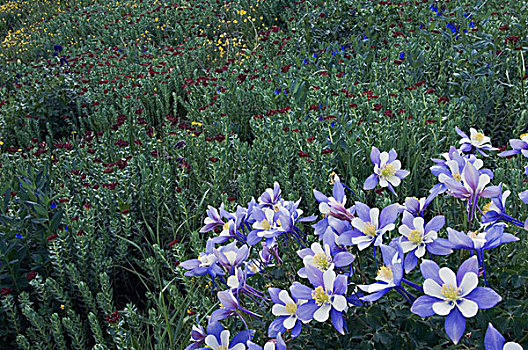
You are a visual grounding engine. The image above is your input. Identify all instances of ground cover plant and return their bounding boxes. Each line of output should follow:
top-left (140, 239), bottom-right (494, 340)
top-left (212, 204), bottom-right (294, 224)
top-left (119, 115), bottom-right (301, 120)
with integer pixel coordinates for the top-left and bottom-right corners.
top-left (0, 0), bottom-right (527, 349)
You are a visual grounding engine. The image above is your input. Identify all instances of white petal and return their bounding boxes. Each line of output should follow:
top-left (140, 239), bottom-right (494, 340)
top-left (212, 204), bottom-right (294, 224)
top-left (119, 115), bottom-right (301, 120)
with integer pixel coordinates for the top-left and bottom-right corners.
top-left (311, 242), bottom-right (324, 255)
top-left (391, 160), bottom-right (401, 171)
top-left (319, 202), bottom-right (331, 215)
top-left (477, 174), bottom-right (491, 191)
top-left (504, 342), bottom-right (523, 350)
top-left (439, 267), bottom-right (457, 287)
top-left (400, 241), bottom-right (416, 253)
top-left (356, 239), bottom-right (373, 251)
top-left (264, 342), bottom-right (275, 350)
top-left (323, 269), bottom-right (336, 293)
top-left (423, 279), bottom-right (444, 299)
top-left (398, 225), bottom-right (411, 236)
top-left (272, 304), bottom-right (288, 316)
top-left (379, 152), bottom-right (389, 165)
top-left (412, 217), bottom-right (425, 233)
top-left (458, 272), bottom-right (478, 297)
top-left (278, 290), bottom-right (295, 305)
top-left (205, 334), bottom-right (220, 349)
top-left (415, 245), bottom-right (426, 258)
top-left (433, 301), bottom-right (456, 316)
top-left (332, 295), bottom-right (347, 311)
top-left (221, 330), bottom-right (230, 347)
top-left (230, 344), bottom-right (246, 350)
top-left (446, 160), bottom-right (460, 179)
top-left (283, 315), bottom-right (297, 329)
top-left (457, 298), bottom-right (478, 318)
top-left (379, 178), bottom-right (389, 187)
top-left (388, 176), bottom-right (401, 187)
top-left (351, 217), bottom-right (365, 230)
top-left (369, 208), bottom-right (380, 229)
top-left (313, 304), bottom-right (331, 322)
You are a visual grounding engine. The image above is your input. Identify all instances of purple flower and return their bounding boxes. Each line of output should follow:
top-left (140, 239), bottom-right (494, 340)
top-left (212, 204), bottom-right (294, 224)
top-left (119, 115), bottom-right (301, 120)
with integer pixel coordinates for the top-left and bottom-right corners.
top-left (292, 268), bottom-right (348, 334)
top-left (442, 224), bottom-right (518, 252)
top-left (247, 333), bottom-right (286, 350)
top-left (400, 196), bottom-right (433, 217)
top-left (204, 327), bottom-right (252, 350)
top-left (313, 177), bottom-right (354, 222)
top-left (247, 207), bottom-right (292, 246)
top-left (398, 212), bottom-right (451, 272)
top-left (484, 323), bottom-right (522, 350)
top-left (498, 133), bottom-right (528, 158)
top-left (214, 242), bottom-right (250, 274)
top-left (297, 242), bottom-right (354, 278)
top-left (267, 287), bottom-right (305, 339)
top-left (441, 161), bottom-right (500, 221)
top-left (358, 245), bottom-right (404, 302)
top-left (258, 182), bottom-right (282, 208)
top-left (364, 147), bottom-right (410, 195)
top-left (336, 202), bottom-right (399, 250)
top-left (482, 186), bottom-right (526, 228)
top-left (456, 127), bottom-right (498, 157)
top-left (411, 256), bottom-right (502, 344)
top-left (180, 242), bottom-right (224, 280)
top-left (210, 290), bottom-right (260, 323)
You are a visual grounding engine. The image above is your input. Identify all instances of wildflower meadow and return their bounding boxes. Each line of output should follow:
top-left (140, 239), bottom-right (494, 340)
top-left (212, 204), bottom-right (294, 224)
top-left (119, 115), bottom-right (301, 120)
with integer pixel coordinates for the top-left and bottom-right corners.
top-left (1, 0), bottom-right (527, 349)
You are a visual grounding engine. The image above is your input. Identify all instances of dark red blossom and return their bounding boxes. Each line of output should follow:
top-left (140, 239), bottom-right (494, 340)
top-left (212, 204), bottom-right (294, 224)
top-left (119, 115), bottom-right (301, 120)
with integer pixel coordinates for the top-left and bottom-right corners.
top-left (307, 136), bottom-right (315, 143)
top-left (298, 151), bottom-right (310, 158)
top-left (168, 239), bottom-right (179, 247)
top-left (26, 271), bottom-right (37, 281)
top-left (106, 311), bottom-right (120, 324)
top-left (0, 287), bottom-right (11, 297)
top-left (322, 149), bottom-right (334, 155)
top-left (209, 157), bottom-right (219, 162)
top-left (47, 234), bottom-right (59, 241)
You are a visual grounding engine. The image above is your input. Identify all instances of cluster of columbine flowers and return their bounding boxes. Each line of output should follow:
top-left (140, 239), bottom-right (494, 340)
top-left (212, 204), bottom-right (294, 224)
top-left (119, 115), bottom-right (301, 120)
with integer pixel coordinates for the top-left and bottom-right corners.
top-left (180, 126), bottom-right (526, 349)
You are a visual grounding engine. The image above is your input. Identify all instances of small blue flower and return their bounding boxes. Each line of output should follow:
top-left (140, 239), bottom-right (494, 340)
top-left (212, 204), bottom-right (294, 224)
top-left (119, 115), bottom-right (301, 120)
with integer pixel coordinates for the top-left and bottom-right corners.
top-left (468, 21), bottom-right (475, 28)
top-left (15, 233), bottom-right (22, 239)
top-left (313, 53), bottom-right (317, 58)
top-left (399, 51), bottom-right (405, 60)
top-left (274, 89), bottom-right (281, 95)
top-left (303, 59), bottom-right (308, 64)
top-left (50, 202), bottom-right (57, 209)
top-left (332, 51), bottom-right (339, 56)
top-left (54, 44), bottom-right (62, 52)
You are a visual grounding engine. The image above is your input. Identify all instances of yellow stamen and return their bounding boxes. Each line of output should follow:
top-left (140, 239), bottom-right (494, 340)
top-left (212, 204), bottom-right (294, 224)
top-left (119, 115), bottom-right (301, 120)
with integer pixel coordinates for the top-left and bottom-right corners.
top-left (261, 219), bottom-right (271, 230)
top-left (284, 302), bottom-right (297, 315)
top-left (313, 252), bottom-right (332, 271)
top-left (482, 202), bottom-right (493, 214)
top-left (408, 230), bottom-right (423, 244)
top-left (362, 222), bottom-right (377, 237)
top-left (380, 163), bottom-right (396, 179)
top-left (440, 284), bottom-right (460, 301)
top-left (474, 132), bottom-right (485, 142)
top-left (312, 286), bottom-right (330, 306)
top-left (377, 265), bottom-right (393, 281)
top-left (453, 173), bottom-right (462, 182)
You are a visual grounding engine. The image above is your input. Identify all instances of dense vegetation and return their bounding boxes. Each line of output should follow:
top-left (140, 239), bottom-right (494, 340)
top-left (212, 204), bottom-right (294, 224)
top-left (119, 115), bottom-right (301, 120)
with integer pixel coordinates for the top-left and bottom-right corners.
top-left (1, 0), bottom-right (527, 349)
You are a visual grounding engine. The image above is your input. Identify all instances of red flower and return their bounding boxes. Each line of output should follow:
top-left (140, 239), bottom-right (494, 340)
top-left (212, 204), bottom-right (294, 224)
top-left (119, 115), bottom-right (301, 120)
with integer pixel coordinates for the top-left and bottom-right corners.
top-left (437, 96), bottom-right (449, 105)
top-left (0, 287), bottom-right (11, 297)
top-left (83, 203), bottom-right (92, 210)
top-left (26, 271), bottom-right (37, 281)
top-left (104, 168), bottom-right (114, 174)
top-left (306, 136), bottom-right (316, 143)
top-left (168, 239), bottom-right (179, 247)
top-left (105, 311), bottom-right (120, 324)
top-left (59, 198), bottom-right (69, 203)
top-left (47, 234), bottom-right (59, 241)
top-left (298, 151), bottom-right (310, 158)
top-left (121, 209), bottom-right (130, 215)
top-left (227, 196), bottom-right (237, 202)
top-left (209, 157), bottom-right (219, 162)
top-left (373, 104), bottom-right (382, 111)
top-left (321, 149), bottom-right (334, 155)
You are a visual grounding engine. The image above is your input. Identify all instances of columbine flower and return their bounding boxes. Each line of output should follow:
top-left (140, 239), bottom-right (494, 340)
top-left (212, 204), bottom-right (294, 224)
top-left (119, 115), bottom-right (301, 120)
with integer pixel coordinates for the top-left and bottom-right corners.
top-left (363, 147), bottom-right (410, 195)
top-left (441, 161), bottom-right (500, 221)
top-left (498, 133), bottom-right (528, 158)
top-left (214, 242), bottom-right (250, 274)
top-left (398, 212), bottom-right (451, 272)
top-left (484, 323), bottom-right (522, 350)
top-left (292, 268), bottom-right (348, 334)
top-left (411, 256), bottom-right (502, 344)
top-left (180, 242), bottom-right (224, 282)
top-left (247, 333), bottom-right (286, 350)
top-left (336, 202), bottom-right (399, 250)
top-left (247, 207), bottom-right (292, 246)
top-left (482, 185), bottom-right (526, 228)
top-left (210, 290), bottom-right (260, 323)
top-left (456, 127), bottom-right (498, 157)
top-left (313, 177), bottom-right (353, 222)
top-left (358, 245), bottom-right (404, 302)
top-left (258, 182), bottom-right (282, 208)
top-left (204, 328), bottom-right (250, 350)
top-left (297, 243), bottom-right (354, 278)
top-left (520, 190), bottom-right (528, 205)
top-left (400, 196), bottom-right (433, 217)
top-left (268, 287), bottom-right (305, 338)
top-left (442, 224), bottom-right (518, 252)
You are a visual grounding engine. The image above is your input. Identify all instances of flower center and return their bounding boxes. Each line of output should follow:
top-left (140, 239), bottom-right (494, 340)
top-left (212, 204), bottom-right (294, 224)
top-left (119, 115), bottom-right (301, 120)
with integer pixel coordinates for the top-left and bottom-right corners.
top-left (222, 222), bottom-right (229, 231)
top-left (482, 202), bottom-right (493, 214)
top-left (284, 302), bottom-right (297, 315)
top-left (312, 286), bottom-right (331, 306)
top-left (440, 284), bottom-right (461, 301)
top-left (218, 346), bottom-right (228, 350)
top-left (376, 265), bottom-right (393, 282)
top-left (362, 222), bottom-right (377, 237)
top-left (273, 204), bottom-right (280, 212)
top-left (408, 229), bottom-right (423, 243)
top-left (468, 231), bottom-right (479, 239)
top-left (261, 219), bottom-right (271, 230)
top-left (380, 163), bottom-right (396, 179)
top-left (521, 133), bottom-right (528, 140)
top-left (198, 253), bottom-right (215, 267)
top-left (452, 173), bottom-right (462, 182)
top-left (474, 132), bottom-right (485, 142)
top-left (313, 252), bottom-right (332, 271)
